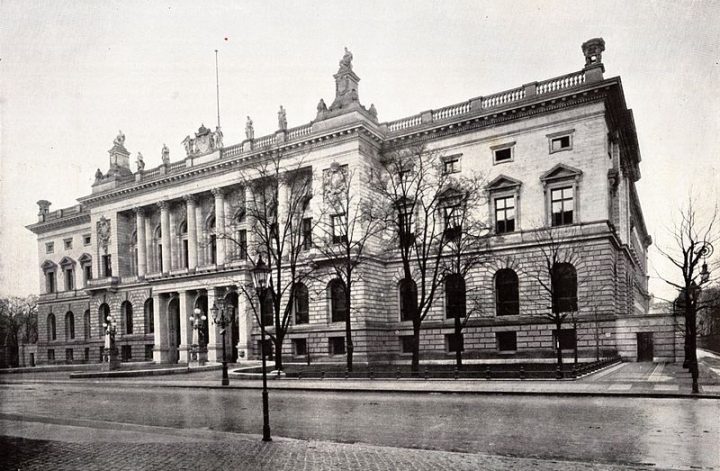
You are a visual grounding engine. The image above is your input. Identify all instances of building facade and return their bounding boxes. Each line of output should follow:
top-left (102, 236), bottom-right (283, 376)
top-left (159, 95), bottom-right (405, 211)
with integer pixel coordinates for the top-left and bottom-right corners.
top-left (27, 39), bottom-right (678, 367)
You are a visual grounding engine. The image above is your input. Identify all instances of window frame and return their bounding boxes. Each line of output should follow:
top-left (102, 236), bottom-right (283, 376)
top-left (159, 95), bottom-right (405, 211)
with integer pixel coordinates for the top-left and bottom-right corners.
top-left (444, 274), bottom-right (466, 319)
top-left (547, 129), bottom-right (574, 154)
top-left (292, 338), bottom-right (308, 356)
top-left (83, 234), bottom-right (91, 246)
top-left (540, 164), bottom-right (582, 227)
top-left (491, 142), bottom-right (516, 165)
top-left (495, 268), bottom-right (520, 316)
top-left (441, 153), bottom-right (462, 175)
top-left (331, 213), bottom-right (347, 244)
top-left (550, 186), bottom-right (575, 227)
top-left (494, 194), bottom-right (516, 234)
top-left (63, 238), bottom-right (73, 250)
top-left (329, 279), bottom-right (348, 323)
top-left (45, 242), bottom-right (54, 254)
top-left (398, 278), bottom-right (418, 322)
top-left (293, 283), bottom-right (310, 325)
top-left (496, 331), bottom-right (517, 353)
top-left (329, 336), bottom-right (346, 355)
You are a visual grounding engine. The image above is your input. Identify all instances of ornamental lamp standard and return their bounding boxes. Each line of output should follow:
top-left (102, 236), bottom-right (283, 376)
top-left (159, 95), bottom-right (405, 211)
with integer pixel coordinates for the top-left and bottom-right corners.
top-left (102, 313), bottom-right (119, 371)
top-left (210, 298), bottom-right (233, 386)
top-left (251, 255), bottom-right (272, 442)
top-left (189, 308), bottom-right (207, 364)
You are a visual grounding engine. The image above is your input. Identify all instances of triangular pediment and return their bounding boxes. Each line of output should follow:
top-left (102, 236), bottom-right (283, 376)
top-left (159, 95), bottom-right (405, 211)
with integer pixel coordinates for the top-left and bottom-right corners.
top-left (59, 256), bottom-right (76, 267)
top-left (41, 260), bottom-right (57, 271)
top-left (78, 253), bottom-right (92, 264)
top-left (540, 164), bottom-right (583, 182)
top-left (487, 175), bottom-right (523, 191)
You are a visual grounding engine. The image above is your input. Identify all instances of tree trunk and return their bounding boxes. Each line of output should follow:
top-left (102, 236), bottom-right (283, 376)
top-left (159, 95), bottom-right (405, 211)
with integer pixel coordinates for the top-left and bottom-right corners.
top-left (345, 292), bottom-right (354, 372)
top-left (454, 314), bottom-right (463, 369)
top-left (555, 319), bottom-right (563, 369)
top-left (273, 333), bottom-right (283, 371)
top-left (411, 321), bottom-right (421, 373)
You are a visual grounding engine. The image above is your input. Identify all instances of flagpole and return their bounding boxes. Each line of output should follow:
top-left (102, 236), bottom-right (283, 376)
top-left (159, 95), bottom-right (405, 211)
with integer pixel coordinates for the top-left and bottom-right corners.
top-left (215, 49), bottom-right (221, 129)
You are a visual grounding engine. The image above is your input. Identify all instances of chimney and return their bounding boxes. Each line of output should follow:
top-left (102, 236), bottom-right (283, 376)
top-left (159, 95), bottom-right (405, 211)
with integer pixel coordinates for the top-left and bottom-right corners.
top-left (37, 200), bottom-right (51, 222)
top-left (582, 38), bottom-right (605, 82)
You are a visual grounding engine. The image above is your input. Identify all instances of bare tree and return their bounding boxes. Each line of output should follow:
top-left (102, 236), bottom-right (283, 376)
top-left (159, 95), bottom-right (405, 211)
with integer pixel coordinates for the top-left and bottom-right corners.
top-left (369, 142), bottom-right (487, 372)
top-left (529, 225), bottom-right (584, 370)
top-left (0, 295), bottom-right (38, 367)
top-left (655, 199), bottom-right (718, 392)
top-left (221, 152), bottom-right (319, 371)
top-left (313, 162), bottom-right (386, 371)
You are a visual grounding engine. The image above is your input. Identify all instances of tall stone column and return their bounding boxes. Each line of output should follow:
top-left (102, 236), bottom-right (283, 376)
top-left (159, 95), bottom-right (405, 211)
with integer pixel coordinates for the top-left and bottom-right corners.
top-left (245, 186), bottom-right (256, 258)
top-left (134, 207), bottom-right (147, 278)
top-left (152, 293), bottom-right (170, 363)
top-left (212, 188), bottom-right (226, 268)
top-left (206, 289), bottom-right (220, 362)
top-left (145, 217), bottom-right (154, 273)
top-left (236, 277), bottom-right (253, 360)
top-left (178, 291), bottom-right (191, 363)
top-left (184, 195), bottom-right (198, 272)
top-left (158, 201), bottom-right (171, 275)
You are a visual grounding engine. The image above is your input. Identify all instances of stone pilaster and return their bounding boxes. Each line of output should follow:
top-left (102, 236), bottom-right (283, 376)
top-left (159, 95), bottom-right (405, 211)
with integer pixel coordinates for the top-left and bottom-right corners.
top-left (152, 293), bottom-right (170, 363)
top-left (206, 289), bottom-right (220, 362)
top-left (212, 188), bottom-right (226, 268)
top-left (134, 207), bottom-right (147, 278)
top-left (177, 291), bottom-right (191, 363)
top-left (184, 195), bottom-right (198, 271)
top-left (158, 201), bottom-right (171, 275)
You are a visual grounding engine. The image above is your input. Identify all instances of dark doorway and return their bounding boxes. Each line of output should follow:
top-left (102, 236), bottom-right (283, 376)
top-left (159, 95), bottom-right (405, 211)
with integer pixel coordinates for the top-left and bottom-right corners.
top-left (168, 297), bottom-right (181, 363)
top-left (637, 332), bottom-right (654, 362)
top-left (194, 295), bottom-right (209, 349)
top-left (226, 291), bottom-right (239, 362)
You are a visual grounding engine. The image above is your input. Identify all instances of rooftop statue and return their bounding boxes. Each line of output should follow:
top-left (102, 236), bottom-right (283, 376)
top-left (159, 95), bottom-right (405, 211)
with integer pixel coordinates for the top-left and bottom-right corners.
top-left (113, 130), bottom-right (126, 148)
top-left (136, 152), bottom-right (145, 171)
top-left (339, 47), bottom-right (353, 72)
top-left (161, 144), bottom-right (170, 165)
top-left (245, 116), bottom-right (255, 140)
top-left (196, 124), bottom-right (210, 137)
top-left (317, 98), bottom-right (327, 112)
top-left (278, 105), bottom-right (287, 131)
top-left (214, 127), bottom-right (223, 148)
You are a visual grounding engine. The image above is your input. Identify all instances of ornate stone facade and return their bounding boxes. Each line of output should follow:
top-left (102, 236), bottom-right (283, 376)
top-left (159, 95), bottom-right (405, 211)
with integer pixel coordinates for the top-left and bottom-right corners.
top-left (28, 41), bottom-right (677, 367)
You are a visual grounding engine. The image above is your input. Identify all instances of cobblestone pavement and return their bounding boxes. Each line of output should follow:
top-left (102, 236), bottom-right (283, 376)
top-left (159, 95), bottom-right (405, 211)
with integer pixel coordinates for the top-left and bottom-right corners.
top-left (1, 431), bottom-right (666, 471)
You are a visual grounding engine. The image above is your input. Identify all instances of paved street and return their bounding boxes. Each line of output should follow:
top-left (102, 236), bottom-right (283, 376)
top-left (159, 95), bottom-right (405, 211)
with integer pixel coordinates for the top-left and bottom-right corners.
top-left (1, 381), bottom-right (718, 470)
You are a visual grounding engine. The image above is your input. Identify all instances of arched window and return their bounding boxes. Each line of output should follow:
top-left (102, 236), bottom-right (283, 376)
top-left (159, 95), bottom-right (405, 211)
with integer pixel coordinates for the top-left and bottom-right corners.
top-left (399, 278), bottom-right (418, 322)
top-left (65, 311), bottom-right (75, 340)
top-left (178, 221), bottom-right (188, 269)
top-left (144, 298), bottom-right (154, 334)
top-left (294, 283), bottom-right (309, 324)
top-left (552, 263), bottom-right (577, 313)
top-left (98, 303), bottom-right (110, 337)
top-left (47, 313), bottom-right (56, 341)
top-left (445, 274), bottom-right (466, 319)
top-left (496, 269), bottom-right (519, 316)
top-left (83, 310), bottom-right (91, 339)
top-left (329, 279), bottom-right (347, 323)
top-left (121, 301), bottom-right (133, 334)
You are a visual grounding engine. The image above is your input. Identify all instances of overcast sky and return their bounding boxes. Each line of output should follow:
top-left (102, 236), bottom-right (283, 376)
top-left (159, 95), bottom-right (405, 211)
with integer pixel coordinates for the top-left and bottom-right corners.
top-left (1, 0), bottom-right (718, 301)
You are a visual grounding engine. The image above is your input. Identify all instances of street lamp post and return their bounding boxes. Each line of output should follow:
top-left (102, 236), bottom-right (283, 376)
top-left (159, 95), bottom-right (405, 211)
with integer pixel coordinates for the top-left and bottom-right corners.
top-left (189, 308), bottom-right (207, 365)
top-left (102, 313), bottom-right (120, 371)
top-left (689, 243), bottom-right (713, 394)
top-left (252, 255), bottom-right (272, 442)
top-left (210, 299), bottom-right (233, 386)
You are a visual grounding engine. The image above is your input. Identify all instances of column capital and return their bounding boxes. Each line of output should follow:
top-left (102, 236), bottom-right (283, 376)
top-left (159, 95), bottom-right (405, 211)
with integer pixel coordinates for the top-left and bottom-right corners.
top-left (211, 187), bottom-right (224, 198)
top-left (157, 200), bottom-right (168, 210)
top-left (133, 206), bottom-right (145, 216)
top-left (183, 194), bottom-right (197, 204)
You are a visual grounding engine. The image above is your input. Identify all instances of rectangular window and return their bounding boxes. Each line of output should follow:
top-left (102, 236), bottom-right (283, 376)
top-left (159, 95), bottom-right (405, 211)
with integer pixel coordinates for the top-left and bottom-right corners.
top-left (83, 265), bottom-right (92, 286)
top-left (238, 230), bottom-right (247, 260)
top-left (293, 338), bottom-right (307, 356)
top-left (83, 234), bottom-right (91, 246)
top-left (492, 143), bottom-right (515, 164)
top-left (45, 242), bottom-right (54, 254)
top-left (331, 214), bottom-right (347, 244)
top-left (496, 331), bottom-right (517, 352)
top-left (553, 329), bottom-right (577, 350)
top-left (64, 268), bottom-right (74, 291)
top-left (102, 254), bottom-right (112, 277)
top-left (400, 335), bottom-right (414, 354)
top-left (84, 348), bottom-right (90, 362)
top-left (446, 333), bottom-right (464, 352)
top-left (550, 135), bottom-right (572, 153)
top-left (46, 272), bottom-right (56, 293)
top-left (443, 205), bottom-right (461, 235)
top-left (398, 205), bottom-right (414, 241)
top-left (145, 344), bottom-right (154, 360)
top-left (47, 349), bottom-right (55, 361)
top-left (442, 155), bottom-right (461, 175)
top-left (182, 240), bottom-right (189, 268)
top-left (64, 238), bottom-right (73, 250)
top-left (494, 196), bottom-right (516, 234)
top-left (329, 337), bottom-right (346, 355)
top-left (551, 187), bottom-right (574, 226)
top-left (121, 345), bottom-right (132, 361)
top-left (65, 348), bottom-right (73, 362)
top-left (302, 218), bottom-right (313, 250)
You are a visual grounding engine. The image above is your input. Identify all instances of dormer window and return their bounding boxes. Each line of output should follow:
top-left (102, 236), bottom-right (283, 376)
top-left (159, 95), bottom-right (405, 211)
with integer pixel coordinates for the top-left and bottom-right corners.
top-left (492, 142), bottom-right (515, 165)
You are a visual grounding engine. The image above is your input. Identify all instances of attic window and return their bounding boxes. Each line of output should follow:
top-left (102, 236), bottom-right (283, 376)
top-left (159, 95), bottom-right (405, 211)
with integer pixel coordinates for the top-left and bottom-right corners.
top-left (547, 130), bottom-right (574, 154)
top-left (492, 142), bottom-right (515, 165)
top-left (46, 242), bottom-right (54, 254)
top-left (83, 234), bottom-right (91, 246)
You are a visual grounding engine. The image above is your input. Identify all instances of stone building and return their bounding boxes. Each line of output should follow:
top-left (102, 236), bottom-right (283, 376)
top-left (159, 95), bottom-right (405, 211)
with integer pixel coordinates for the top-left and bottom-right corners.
top-left (27, 39), bottom-right (679, 367)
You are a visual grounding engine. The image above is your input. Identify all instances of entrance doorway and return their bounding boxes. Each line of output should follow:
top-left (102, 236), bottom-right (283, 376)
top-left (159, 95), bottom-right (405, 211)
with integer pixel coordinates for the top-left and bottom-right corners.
top-left (168, 297), bottom-right (181, 363)
top-left (637, 332), bottom-right (654, 362)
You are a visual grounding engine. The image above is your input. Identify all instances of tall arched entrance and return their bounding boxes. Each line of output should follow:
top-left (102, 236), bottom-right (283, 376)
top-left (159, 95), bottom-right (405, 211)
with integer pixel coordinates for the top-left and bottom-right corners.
top-left (167, 297), bottom-right (181, 363)
top-left (225, 291), bottom-right (239, 362)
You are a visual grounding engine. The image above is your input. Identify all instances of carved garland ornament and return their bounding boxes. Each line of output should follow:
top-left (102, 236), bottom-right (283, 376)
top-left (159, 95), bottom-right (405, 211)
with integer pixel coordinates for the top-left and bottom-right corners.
top-left (97, 216), bottom-right (111, 254)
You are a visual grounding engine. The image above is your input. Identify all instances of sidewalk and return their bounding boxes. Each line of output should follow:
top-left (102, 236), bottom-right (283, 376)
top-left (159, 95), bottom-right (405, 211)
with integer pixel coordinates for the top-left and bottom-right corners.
top-left (3, 351), bottom-right (720, 399)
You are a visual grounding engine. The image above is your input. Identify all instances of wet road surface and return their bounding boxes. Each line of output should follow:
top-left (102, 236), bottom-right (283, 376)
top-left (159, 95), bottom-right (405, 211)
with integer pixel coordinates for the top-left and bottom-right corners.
top-left (1, 382), bottom-right (718, 469)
